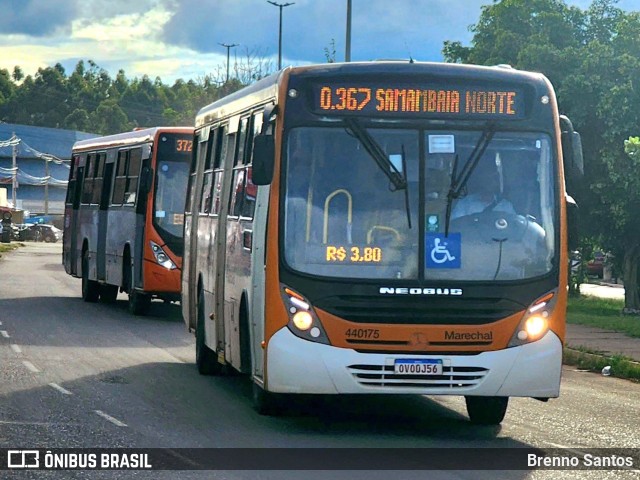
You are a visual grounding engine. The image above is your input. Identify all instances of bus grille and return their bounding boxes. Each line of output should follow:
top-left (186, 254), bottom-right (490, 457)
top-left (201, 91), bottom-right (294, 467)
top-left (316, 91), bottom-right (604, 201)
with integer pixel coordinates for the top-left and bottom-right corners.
top-left (316, 296), bottom-right (524, 325)
top-left (347, 364), bottom-right (489, 389)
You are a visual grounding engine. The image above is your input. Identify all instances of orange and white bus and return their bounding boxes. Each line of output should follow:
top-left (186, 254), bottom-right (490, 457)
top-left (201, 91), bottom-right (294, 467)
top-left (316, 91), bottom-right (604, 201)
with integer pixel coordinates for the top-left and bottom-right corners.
top-left (63, 127), bottom-right (194, 315)
top-left (182, 62), bottom-right (583, 424)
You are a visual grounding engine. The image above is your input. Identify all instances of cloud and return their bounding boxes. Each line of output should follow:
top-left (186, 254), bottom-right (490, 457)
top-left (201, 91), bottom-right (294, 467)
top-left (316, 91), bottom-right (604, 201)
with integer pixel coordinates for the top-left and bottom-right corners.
top-left (0, 0), bottom-right (78, 36)
top-left (161, 0), bottom-right (484, 66)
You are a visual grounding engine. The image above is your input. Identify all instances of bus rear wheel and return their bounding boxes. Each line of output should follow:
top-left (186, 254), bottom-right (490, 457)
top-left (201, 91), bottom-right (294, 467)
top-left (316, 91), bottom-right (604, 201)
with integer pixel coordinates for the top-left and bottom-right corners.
top-left (81, 251), bottom-right (99, 303)
top-left (465, 396), bottom-right (509, 425)
top-left (196, 289), bottom-right (223, 375)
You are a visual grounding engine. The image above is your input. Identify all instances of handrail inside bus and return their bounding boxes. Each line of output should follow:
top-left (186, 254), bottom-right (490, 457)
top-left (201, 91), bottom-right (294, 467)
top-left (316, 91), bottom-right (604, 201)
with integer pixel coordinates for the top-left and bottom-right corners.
top-left (367, 225), bottom-right (401, 244)
top-left (323, 189), bottom-right (353, 244)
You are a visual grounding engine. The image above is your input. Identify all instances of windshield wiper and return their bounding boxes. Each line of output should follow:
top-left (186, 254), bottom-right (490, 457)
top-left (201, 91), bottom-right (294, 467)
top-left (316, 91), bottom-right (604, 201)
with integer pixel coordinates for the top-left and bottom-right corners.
top-left (344, 117), bottom-right (407, 191)
top-left (444, 123), bottom-right (496, 236)
top-left (401, 144), bottom-right (412, 229)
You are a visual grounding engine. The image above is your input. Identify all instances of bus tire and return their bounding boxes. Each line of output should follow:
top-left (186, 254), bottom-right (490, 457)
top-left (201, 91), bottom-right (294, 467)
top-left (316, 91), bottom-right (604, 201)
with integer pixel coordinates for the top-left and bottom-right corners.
top-left (100, 284), bottom-right (119, 303)
top-left (196, 289), bottom-right (223, 375)
top-left (465, 396), bottom-right (509, 425)
top-left (81, 250), bottom-right (100, 303)
top-left (239, 296), bottom-right (252, 374)
top-left (252, 382), bottom-right (283, 416)
top-left (129, 291), bottom-right (151, 315)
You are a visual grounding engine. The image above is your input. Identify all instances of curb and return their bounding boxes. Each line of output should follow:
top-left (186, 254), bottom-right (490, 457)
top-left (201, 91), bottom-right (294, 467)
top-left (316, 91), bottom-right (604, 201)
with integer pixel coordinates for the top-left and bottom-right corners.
top-left (563, 347), bottom-right (640, 382)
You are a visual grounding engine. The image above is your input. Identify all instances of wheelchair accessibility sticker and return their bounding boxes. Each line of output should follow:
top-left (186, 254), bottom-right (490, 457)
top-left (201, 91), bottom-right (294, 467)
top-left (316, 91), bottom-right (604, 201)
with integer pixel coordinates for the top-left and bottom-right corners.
top-left (426, 233), bottom-right (461, 269)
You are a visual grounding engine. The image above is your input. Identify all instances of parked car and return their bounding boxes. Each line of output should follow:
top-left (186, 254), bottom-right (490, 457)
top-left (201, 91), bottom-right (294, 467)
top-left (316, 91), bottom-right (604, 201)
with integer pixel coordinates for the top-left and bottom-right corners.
top-left (587, 251), bottom-right (605, 278)
top-left (18, 224), bottom-right (62, 243)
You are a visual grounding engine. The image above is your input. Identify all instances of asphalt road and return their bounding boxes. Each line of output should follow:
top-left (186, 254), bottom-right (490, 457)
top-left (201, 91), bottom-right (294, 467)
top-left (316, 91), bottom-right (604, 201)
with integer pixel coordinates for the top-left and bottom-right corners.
top-left (0, 243), bottom-right (638, 479)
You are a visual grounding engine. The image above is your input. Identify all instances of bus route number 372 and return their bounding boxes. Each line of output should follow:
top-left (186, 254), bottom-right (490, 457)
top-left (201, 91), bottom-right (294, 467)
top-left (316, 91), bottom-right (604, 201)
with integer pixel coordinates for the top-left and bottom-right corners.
top-left (394, 359), bottom-right (443, 375)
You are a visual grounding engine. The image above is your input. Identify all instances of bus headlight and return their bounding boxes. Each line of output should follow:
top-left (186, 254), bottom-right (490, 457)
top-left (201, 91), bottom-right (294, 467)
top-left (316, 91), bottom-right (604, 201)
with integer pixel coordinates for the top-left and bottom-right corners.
top-left (150, 241), bottom-right (176, 270)
top-left (292, 311), bottom-right (313, 331)
top-left (281, 285), bottom-right (329, 344)
top-left (508, 289), bottom-right (556, 347)
top-left (524, 316), bottom-right (547, 338)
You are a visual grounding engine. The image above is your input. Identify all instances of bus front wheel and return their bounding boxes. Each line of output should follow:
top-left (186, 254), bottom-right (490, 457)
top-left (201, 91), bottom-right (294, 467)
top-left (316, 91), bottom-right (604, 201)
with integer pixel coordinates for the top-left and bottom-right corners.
top-left (196, 289), bottom-right (223, 375)
top-left (81, 251), bottom-right (99, 303)
top-left (252, 382), bottom-right (283, 416)
top-left (465, 396), bottom-right (509, 425)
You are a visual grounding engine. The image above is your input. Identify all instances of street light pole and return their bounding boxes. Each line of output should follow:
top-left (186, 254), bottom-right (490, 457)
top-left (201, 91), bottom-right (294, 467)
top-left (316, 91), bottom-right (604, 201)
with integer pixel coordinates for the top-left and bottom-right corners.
top-left (219, 42), bottom-right (239, 83)
top-left (267, 1), bottom-right (294, 70)
top-left (345, 0), bottom-right (352, 62)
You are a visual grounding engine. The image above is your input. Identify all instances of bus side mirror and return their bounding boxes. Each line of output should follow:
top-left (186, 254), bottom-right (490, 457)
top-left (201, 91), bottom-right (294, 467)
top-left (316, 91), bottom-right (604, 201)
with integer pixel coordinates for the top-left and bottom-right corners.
top-left (566, 194), bottom-right (579, 251)
top-left (562, 130), bottom-right (584, 179)
top-left (560, 115), bottom-right (584, 185)
top-left (252, 135), bottom-right (275, 185)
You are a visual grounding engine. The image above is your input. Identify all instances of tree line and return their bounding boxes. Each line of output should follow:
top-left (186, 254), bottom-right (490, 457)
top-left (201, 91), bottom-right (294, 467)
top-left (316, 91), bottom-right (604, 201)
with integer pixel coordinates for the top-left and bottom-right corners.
top-left (0, 47), bottom-right (274, 136)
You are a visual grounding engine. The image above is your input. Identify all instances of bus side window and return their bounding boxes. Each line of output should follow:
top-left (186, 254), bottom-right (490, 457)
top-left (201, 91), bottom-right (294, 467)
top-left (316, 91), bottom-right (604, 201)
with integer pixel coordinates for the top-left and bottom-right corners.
top-left (82, 154), bottom-right (95, 204)
top-left (239, 111), bottom-right (263, 219)
top-left (230, 116), bottom-right (250, 217)
top-left (200, 129), bottom-right (218, 214)
top-left (186, 132), bottom-right (204, 214)
top-left (66, 155), bottom-right (79, 204)
top-left (112, 150), bottom-right (128, 205)
top-left (92, 152), bottom-right (105, 205)
top-left (211, 126), bottom-right (229, 215)
top-left (125, 148), bottom-right (142, 205)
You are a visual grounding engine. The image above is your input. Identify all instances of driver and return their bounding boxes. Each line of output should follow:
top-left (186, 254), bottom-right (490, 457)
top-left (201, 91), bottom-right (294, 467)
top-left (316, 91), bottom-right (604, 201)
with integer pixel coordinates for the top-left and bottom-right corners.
top-left (451, 156), bottom-right (515, 219)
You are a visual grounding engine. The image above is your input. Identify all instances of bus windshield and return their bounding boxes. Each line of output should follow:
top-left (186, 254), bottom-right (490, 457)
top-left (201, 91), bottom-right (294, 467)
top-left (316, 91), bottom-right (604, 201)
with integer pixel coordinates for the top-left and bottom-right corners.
top-left (283, 127), bottom-right (556, 281)
top-left (153, 133), bottom-right (192, 240)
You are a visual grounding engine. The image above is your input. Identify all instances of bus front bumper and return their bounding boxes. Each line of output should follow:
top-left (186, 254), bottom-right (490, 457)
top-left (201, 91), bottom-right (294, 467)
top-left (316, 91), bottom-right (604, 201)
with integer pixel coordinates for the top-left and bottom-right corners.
top-left (266, 327), bottom-right (562, 398)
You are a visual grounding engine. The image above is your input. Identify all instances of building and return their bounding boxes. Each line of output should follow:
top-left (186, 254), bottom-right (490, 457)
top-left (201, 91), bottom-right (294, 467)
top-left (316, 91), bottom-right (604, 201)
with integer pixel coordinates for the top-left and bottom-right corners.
top-left (0, 123), bottom-right (97, 215)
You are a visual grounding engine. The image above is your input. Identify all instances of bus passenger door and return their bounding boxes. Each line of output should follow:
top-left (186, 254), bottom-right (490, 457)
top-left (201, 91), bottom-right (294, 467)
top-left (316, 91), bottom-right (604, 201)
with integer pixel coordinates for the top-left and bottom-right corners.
top-left (96, 152), bottom-right (113, 281)
top-left (182, 127), bottom-right (209, 330)
top-left (131, 146), bottom-right (151, 290)
top-left (64, 155), bottom-right (83, 276)
top-left (223, 115), bottom-right (253, 372)
top-left (212, 119), bottom-right (238, 365)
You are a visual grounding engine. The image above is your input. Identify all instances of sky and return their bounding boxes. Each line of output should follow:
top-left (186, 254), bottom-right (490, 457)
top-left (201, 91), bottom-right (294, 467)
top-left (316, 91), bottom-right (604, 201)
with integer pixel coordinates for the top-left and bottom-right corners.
top-left (0, 0), bottom-right (638, 84)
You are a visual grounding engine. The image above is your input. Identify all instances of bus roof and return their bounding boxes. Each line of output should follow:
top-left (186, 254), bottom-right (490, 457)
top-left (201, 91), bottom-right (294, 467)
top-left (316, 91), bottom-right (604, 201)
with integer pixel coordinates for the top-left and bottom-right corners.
top-left (71, 126), bottom-right (194, 153)
top-left (195, 71), bottom-right (283, 128)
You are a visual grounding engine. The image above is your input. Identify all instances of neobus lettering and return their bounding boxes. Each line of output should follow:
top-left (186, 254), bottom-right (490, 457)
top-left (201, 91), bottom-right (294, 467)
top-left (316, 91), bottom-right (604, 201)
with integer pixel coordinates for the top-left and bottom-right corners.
top-left (379, 287), bottom-right (463, 295)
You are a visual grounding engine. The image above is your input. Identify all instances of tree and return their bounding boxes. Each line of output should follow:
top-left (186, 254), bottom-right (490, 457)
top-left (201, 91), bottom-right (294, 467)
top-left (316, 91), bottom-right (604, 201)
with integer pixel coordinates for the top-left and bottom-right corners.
top-left (443, 0), bottom-right (640, 312)
top-left (12, 66), bottom-right (23, 83)
top-left (324, 39), bottom-right (337, 63)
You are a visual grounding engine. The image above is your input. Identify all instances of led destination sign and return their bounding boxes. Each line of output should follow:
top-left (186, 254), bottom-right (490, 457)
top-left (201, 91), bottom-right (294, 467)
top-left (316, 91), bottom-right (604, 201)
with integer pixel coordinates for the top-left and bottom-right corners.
top-left (314, 83), bottom-right (525, 118)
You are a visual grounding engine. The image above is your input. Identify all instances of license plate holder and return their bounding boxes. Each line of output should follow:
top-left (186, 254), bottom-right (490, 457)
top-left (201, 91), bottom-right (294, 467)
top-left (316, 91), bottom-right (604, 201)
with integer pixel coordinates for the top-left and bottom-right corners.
top-left (394, 359), bottom-right (443, 375)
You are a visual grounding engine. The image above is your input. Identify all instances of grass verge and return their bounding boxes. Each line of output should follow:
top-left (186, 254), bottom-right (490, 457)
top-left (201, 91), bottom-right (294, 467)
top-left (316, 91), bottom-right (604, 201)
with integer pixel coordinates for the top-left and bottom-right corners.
top-left (0, 242), bottom-right (20, 257)
top-left (566, 294), bottom-right (640, 381)
top-left (567, 295), bottom-right (640, 338)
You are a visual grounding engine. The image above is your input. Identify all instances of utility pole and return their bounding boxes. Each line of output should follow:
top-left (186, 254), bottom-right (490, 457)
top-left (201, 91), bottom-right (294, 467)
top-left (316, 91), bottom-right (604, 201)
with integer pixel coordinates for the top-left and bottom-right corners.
top-left (11, 132), bottom-right (17, 208)
top-left (44, 157), bottom-right (49, 215)
top-left (219, 42), bottom-right (239, 83)
top-left (345, 0), bottom-right (352, 62)
top-left (267, 1), bottom-right (294, 70)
